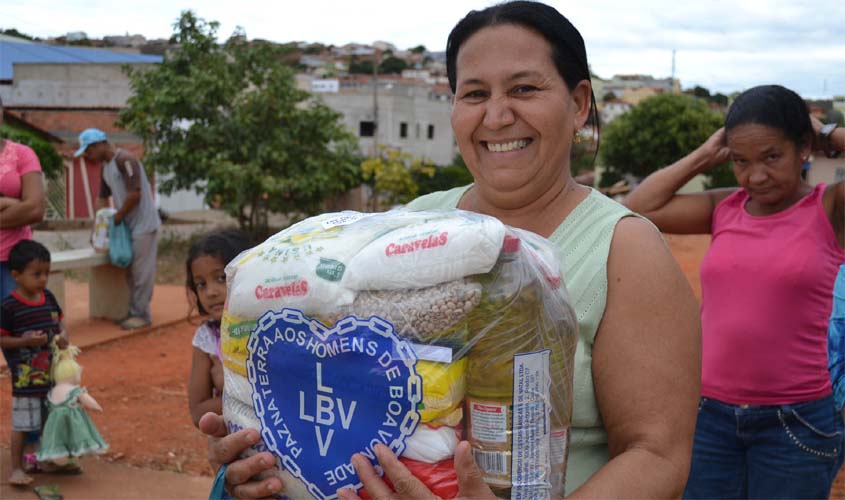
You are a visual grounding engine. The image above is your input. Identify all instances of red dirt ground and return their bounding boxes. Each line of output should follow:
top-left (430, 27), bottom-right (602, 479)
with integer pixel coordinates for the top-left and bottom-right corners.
top-left (1, 234), bottom-right (842, 497)
top-left (1, 321), bottom-right (212, 477)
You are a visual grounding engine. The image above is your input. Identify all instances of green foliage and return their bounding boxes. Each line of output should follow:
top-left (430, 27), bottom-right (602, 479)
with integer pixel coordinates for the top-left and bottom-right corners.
top-left (690, 85), bottom-right (711, 99)
top-left (703, 163), bottom-right (738, 189)
top-left (119, 11), bottom-right (361, 237)
top-left (415, 155), bottom-right (475, 196)
top-left (569, 141), bottom-right (596, 178)
top-left (409, 45), bottom-right (427, 54)
top-left (602, 91), bottom-right (617, 102)
top-left (349, 56), bottom-right (374, 74)
top-left (361, 147), bottom-right (435, 210)
top-left (711, 93), bottom-right (729, 107)
top-left (0, 125), bottom-right (63, 179)
top-left (685, 85), bottom-right (728, 107)
top-left (303, 43), bottom-right (326, 55)
top-left (379, 57), bottom-right (407, 74)
top-left (600, 93), bottom-right (724, 187)
top-left (1, 28), bottom-right (35, 40)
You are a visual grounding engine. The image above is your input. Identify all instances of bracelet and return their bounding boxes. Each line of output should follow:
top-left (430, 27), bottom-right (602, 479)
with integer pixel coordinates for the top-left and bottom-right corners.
top-left (821, 123), bottom-right (841, 159)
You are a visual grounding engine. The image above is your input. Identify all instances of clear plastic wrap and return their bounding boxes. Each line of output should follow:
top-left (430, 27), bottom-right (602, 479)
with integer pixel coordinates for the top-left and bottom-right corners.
top-left (221, 209), bottom-right (578, 500)
top-left (91, 208), bottom-right (116, 253)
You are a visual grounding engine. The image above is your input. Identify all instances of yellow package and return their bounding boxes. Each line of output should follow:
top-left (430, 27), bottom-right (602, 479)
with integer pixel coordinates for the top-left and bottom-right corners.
top-left (221, 311), bottom-right (257, 376)
top-left (417, 358), bottom-right (466, 422)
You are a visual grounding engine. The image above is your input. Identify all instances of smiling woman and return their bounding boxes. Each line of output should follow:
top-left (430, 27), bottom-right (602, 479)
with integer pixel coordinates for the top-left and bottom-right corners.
top-left (625, 84), bottom-right (845, 498)
top-left (203, 2), bottom-right (702, 499)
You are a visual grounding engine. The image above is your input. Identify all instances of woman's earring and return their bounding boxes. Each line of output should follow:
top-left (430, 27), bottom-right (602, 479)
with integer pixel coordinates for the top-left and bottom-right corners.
top-left (573, 129), bottom-right (583, 144)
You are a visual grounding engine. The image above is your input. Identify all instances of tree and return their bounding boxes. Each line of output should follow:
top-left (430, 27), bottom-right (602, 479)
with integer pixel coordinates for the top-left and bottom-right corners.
top-left (409, 45), bottom-right (426, 54)
top-left (0, 125), bottom-right (63, 179)
top-left (119, 11), bottom-right (361, 237)
top-left (602, 91), bottom-right (617, 103)
top-left (712, 93), bottom-right (729, 107)
top-left (348, 56), bottom-right (374, 74)
top-left (600, 93), bottom-right (731, 188)
top-left (379, 56), bottom-right (408, 74)
top-left (690, 85), bottom-right (711, 99)
top-left (1, 28), bottom-right (36, 41)
top-left (415, 155), bottom-right (474, 196)
top-left (361, 147), bottom-right (435, 210)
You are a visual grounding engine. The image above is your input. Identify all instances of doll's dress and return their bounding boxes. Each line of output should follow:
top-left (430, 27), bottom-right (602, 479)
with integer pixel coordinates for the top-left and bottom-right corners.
top-left (36, 387), bottom-right (109, 461)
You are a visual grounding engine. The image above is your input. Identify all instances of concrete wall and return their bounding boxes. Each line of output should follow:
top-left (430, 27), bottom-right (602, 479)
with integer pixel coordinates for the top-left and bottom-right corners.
top-left (317, 83), bottom-right (456, 165)
top-left (7, 63), bottom-right (152, 108)
top-left (808, 157), bottom-right (845, 186)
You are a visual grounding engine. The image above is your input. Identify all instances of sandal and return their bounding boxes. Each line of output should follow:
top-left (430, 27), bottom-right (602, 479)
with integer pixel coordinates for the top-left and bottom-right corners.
top-left (34, 485), bottom-right (64, 500)
top-left (8, 468), bottom-right (34, 486)
top-left (24, 453), bottom-right (42, 473)
top-left (39, 461), bottom-right (83, 475)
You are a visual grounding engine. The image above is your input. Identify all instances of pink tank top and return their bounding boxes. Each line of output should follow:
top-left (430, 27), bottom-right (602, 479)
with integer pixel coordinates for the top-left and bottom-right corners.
top-left (0, 141), bottom-right (42, 261)
top-left (700, 184), bottom-right (843, 405)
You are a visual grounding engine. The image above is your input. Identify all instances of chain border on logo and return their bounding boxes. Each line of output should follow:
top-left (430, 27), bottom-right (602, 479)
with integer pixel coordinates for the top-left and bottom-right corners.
top-left (246, 308), bottom-right (422, 500)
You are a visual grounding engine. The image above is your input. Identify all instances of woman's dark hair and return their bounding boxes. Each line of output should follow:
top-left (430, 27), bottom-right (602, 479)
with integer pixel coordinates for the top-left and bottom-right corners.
top-left (725, 85), bottom-right (812, 148)
top-left (186, 229), bottom-right (252, 316)
top-left (446, 1), bottom-right (600, 150)
top-left (9, 239), bottom-right (51, 272)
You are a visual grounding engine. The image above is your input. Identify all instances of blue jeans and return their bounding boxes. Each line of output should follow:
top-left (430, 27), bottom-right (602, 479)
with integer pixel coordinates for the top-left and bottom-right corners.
top-left (0, 261), bottom-right (16, 299)
top-left (684, 395), bottom-right (843, 499)
top-left (830, 265), bottom-right (845, 412)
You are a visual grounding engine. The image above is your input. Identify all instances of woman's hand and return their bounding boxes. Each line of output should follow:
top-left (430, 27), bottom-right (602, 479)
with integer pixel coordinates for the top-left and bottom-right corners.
top-left (692, 128), bottom-right (730, 173)
top-left (337, 442), bottom-right (496, 500)
top-left (0, 196), bottom-right (20, 211)
top-left (198, 412), bottom-right (283, 499)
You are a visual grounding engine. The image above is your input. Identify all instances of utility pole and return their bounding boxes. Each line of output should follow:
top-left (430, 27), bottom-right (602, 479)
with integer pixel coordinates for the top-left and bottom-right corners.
top-left (671, 49), bottom-right (677, 93)
top-left (372, 49), bottom-right (380, 157)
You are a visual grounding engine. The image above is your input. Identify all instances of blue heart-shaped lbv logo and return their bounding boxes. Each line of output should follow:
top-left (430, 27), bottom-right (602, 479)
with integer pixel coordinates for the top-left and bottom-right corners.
top-left (247, 308), bottom-right (421, 500)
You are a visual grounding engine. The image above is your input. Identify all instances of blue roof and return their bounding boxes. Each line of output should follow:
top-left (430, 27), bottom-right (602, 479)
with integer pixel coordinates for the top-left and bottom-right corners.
top-left (0, 40), bottom-right (162, 80)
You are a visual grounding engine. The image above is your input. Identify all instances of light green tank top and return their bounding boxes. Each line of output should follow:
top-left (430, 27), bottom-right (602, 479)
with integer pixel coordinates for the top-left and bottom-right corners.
top-left (407, 185), bottom-right (637, 493)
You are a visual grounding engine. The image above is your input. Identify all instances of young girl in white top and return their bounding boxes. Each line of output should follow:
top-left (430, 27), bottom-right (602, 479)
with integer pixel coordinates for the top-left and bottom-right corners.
top-left (186, 230), bottom-right (251, 427)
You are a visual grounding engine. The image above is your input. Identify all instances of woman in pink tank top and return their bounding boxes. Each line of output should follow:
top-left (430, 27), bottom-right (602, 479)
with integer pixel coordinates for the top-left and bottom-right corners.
top-left (627, 85), bottom-right (845, 499)
top-left (0, 95), bottom-right (46, 300)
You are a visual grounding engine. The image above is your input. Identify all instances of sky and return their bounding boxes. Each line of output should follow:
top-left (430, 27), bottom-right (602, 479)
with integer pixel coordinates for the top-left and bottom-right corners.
top-left (3, 0), bottom-right (844, 98)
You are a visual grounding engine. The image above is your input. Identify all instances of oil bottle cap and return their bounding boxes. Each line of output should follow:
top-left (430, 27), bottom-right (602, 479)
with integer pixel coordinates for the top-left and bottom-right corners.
top-left (502, 236), bottom-right (520, 253)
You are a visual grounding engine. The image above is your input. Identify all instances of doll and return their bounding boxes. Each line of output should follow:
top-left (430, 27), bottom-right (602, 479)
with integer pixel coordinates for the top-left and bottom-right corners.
top-left (36, 346), bottom-right (108, 465)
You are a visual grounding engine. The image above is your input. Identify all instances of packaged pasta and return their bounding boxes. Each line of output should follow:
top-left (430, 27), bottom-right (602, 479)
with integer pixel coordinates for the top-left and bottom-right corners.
top-left (221, 209), bottom-right (577, 500)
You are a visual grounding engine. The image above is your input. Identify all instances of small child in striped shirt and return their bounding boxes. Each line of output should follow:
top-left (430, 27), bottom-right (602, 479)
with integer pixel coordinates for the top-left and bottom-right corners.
top-left (0, 240), bottom-right (68, 485)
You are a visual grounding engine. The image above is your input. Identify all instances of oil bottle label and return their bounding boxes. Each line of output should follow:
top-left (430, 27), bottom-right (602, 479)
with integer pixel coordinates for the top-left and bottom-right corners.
top-left (511, 349), bottom-right (552, 500)
top-left (470, 401), bottom-right (508, 443)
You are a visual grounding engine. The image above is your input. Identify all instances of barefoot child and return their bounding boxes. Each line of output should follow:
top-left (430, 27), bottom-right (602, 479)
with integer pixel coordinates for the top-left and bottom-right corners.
top-left (0, 240), bottom-right (68, 486)
top-left (187, 230), bottom-right (251, 427)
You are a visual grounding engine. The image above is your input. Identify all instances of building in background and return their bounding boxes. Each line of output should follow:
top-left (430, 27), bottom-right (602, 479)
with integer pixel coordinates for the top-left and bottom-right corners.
top-left (0, 37), bottom-right (208, 217)
top-left (301, 74), bottom-right (456, 165)
top-left (600, 99), bottom-right (633, 124)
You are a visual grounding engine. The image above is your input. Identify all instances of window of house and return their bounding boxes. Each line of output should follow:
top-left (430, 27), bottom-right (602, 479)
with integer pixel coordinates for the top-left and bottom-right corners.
top-left (400, 122), bottom-right (408, 139)
top-left (415, 123), bottom-right (421, 139)
top-left (359, 121), bottom-right (375, 137)
top-left (427, 124), bottom-right (435, 140)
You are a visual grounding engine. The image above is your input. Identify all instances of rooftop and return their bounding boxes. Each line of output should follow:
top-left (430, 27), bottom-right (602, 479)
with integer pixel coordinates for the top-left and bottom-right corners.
top-left (0, 40), bottom-right (162, 80)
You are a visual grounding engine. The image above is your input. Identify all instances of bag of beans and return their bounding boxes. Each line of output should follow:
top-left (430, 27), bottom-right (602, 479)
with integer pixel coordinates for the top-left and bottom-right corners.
top-left (221, 209), bottom-right (578, 500)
